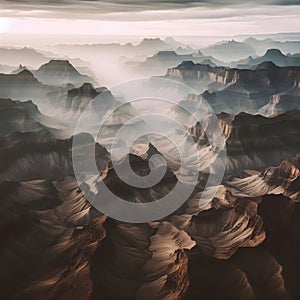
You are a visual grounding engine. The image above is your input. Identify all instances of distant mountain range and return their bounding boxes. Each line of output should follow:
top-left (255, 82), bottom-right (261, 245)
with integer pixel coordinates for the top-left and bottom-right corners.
top-left (52, 37), bottom-right (173, 60)
top-left (244, 37), bottom-right (300, 55)
top-left (237, 49), bottom-right (300, 68)
top-left (0, 47), bottom-right (49, 68)
top-left (201, 38), bottom-right (300, 60)
top-left (202, 40), bottom-right (257, 62)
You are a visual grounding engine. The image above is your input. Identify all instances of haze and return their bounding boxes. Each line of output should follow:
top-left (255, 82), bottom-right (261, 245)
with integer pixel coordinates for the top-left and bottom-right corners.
top-left (0, 0), bottom-right (300, 46)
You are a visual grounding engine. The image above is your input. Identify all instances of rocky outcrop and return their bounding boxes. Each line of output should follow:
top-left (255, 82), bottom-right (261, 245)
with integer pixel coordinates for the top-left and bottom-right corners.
top-left (35, 60), bottom-right (96, 86)
top-left (11, 64), bottom-right (28, 74)
top-left (258, 79), bottom-right (300, 116)
top-left (0, 69), bottom-right (69, 113)
top-left (0, 98), bottom-right (64, 136)
top-left (0, 120), bottom-right (299, 299)
top-left (189, 110), bottom-right (300, 175)
top-left (91, 220), bottom-right (194, 300)
top-left (0, 176), bottom-right (106, 300)
top-left (167, 61), bottom-right (300, 113)
top-left (52, 83), bottom-right (102, 119)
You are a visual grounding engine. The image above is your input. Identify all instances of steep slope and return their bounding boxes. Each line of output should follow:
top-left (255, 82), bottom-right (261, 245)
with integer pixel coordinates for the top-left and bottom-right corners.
top-left (0, 128), bottom-right (277, 300)
top-left (0, 176), bottom-right (106, 300)
top-left (259, 80), bottom-right (300, 116)
top-left (189, 110), bottom-right (300, 175)
top-left (11, 64), bottom-right (28, 74)
top-left (35, 60), bottom-right (96, 86)
top-left (0, 69), bottom-right (68, 114)
top-left (0, 98), bottom-right (63, 136)
top-left (166, 61), bottom-right (300, 113)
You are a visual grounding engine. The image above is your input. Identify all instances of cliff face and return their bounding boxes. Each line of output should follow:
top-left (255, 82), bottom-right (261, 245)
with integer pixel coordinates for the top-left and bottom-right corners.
top-left (259, 79), bottom-right (300, 116)
top-left (166, 61), bottom-right (300, 114)
top-left (0, 97), bottom-right (70, 138)
top-left (189, 110), bottom-right (300, 175)
top-left (0, 68), bottom-right (103, 120)
top-left (1, 52), bottom-right (300, 299)
top-left (0, 69), bottom-right (69, 114)
top-left (0, 69), bottom-right (40, 88)
top-left (166, 61), bottom-right (234, 85)
top-left (0, 129), bottom-right (275, 300)
top-left (223, 111), bottom-right (300, 174)
top-left (0, 107), bottom-right (300, 299)
top-left (56, 83), bottom-right (101, 116)
top-left (0, 98), bottom-right (44, 135)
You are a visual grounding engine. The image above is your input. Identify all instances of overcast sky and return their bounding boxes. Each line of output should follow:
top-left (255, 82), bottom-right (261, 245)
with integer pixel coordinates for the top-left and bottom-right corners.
top-left (0, 0), bottom-right (299, 38)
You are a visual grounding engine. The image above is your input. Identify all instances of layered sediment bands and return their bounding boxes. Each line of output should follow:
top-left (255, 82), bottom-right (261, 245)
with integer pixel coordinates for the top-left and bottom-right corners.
top-left (0, 176), bottom-right (106, 300)
top-left (0, 130), bottom-right (110, 183)
top-left (223, 157), bottom-right (300, 299)
top-left (259, 81), bottom-right (300, 116)
top-left (1, 97), bottom-right (300, 299)
top-left (0, 130), bottom-right (73, 182)
top-left (0, 70), bottom-right (68, 113)
top-left (0, 98), bottom-right (65, 136)
top-left (90, 220), bottom-right (195, 300)
top-left (59, 83), bottom-right (101, 113)
top-left (226, 156), bottom-right (300, 201)
top-left (103, 153), bottom-right (178, 203)
top-left (166, 61), bottom-right (236, 85)
top-left (166, 61), bottom-right (300, 113)
top-left (167, 61), bottom-right (300, 91)
top-left (0, 70), bottom-right (44, 102)
top-left (0, 98), bottom-right (45, 135)
top-left (60, 84), bottom-right (122, 127)
top-left (191, 110), bottom-right (300, 175)
top-left (184, 199), bottom-right (265, 260)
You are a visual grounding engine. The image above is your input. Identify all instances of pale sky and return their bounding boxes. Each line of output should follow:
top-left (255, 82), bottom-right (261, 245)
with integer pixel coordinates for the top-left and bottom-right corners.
top-left (0, 0), bottom-right (299, 38)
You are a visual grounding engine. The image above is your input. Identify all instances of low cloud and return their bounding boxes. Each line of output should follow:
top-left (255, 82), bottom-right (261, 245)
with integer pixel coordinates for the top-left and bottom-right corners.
top-left (0, 0), bottom-right (299, 16)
